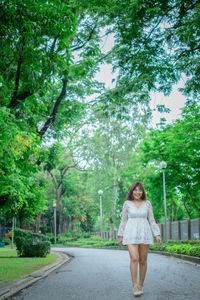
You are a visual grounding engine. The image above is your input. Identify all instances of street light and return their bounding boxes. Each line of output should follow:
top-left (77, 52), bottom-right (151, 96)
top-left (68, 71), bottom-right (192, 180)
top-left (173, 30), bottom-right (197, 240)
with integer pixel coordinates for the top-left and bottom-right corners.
top-left (53, 203), bottom-right (57, 244)
top-left (98, 190), bottom-right (103, 240)
top-left (160, 161), bottom-right (168, 243)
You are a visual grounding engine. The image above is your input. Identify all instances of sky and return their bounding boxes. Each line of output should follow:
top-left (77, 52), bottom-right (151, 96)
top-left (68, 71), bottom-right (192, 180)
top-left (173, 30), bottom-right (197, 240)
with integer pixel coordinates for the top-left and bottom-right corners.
top-left (93, 64), bottom-right (187, 128)
top-left (86, 29), bottom-right (187, 129)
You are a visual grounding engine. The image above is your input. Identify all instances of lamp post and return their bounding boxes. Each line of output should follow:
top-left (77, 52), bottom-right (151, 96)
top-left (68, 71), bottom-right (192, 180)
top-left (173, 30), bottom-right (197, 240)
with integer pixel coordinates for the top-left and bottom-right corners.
top-left (160, 161), bottom-right (168, 243)
top-left (11, 217), bottom-right (14, 249)
top-left (53, 203), bottom-right (57, 244)
top-left (98, 190), bottom-right (103, 239)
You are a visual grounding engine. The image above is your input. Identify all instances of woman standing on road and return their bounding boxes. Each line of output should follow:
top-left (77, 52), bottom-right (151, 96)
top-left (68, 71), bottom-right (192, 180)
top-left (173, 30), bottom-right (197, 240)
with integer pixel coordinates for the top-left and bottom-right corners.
top-left (117, 181), bottom-right (162, 297)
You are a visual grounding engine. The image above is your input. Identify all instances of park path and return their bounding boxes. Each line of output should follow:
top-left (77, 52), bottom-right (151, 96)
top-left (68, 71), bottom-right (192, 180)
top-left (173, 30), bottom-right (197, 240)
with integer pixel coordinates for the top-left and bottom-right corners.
top-left (12, 247), bottom-right (200, 300)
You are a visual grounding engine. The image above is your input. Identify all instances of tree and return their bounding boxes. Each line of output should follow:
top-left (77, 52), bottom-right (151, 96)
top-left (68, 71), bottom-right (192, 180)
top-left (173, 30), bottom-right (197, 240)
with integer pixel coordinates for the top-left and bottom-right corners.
top-left (107, 0), bottom-right (200, 103)
top-left (0, 107), bottom-right (47, 220)
top-left (44, 142), bottom-right (86, 233)
top-left (138, 101), bottom-right (200, 219)
top-left (0, 0), bottom-right (111, 213)
top-left (73, 99), bottom-right (149, 238)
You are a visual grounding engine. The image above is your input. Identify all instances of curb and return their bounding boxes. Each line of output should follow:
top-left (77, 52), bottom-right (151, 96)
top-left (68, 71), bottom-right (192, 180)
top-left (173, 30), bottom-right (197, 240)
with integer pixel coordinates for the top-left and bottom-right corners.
top-left (0, 250), bottom-right (73, 300)
top-left (148, 250), bottom-right (200, 265)
top-left (73, 246), bottom-right (200, 265)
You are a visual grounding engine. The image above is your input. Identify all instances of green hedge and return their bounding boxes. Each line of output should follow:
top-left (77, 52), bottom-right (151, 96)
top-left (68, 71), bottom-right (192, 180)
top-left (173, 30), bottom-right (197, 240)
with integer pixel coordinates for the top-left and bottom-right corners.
top-left (149, 241), bottom-right (200, 257)
top-left (167, 239), bottom-right (200, 245)
top-left (45, 233), bottom-right (55, 244)
top-left (14, 228), bottom-right (51, 257)
top-left (1, 237), bottom-right (11, 245)
top-left (55, 231), bottom-right (92, 244)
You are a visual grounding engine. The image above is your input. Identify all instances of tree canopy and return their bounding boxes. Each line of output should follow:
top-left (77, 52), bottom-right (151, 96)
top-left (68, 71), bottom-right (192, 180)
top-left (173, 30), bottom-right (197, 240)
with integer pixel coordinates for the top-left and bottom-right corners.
top-left (0, 0), bottom-right (199, 235)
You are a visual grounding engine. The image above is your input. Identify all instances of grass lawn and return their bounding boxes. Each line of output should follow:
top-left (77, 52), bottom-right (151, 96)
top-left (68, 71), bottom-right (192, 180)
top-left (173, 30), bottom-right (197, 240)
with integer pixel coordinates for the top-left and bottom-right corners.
top-left (0, 248), bottom-right (59, 288)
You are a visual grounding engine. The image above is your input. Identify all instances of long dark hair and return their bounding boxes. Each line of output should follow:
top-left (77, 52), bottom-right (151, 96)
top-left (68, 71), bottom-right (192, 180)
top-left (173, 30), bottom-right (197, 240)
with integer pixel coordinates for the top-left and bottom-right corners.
top-left (125, 181), bottom-right (147, 201)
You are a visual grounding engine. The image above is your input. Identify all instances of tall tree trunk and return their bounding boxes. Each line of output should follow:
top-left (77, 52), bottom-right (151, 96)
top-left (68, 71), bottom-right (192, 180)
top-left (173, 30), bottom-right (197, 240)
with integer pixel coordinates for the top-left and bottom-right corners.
top-left (49, 163), bottom-right (79, 234)
top-left (33, 213), bottom-right (41, 233)
top-left (56, 189), bottom-right (61, 234)
top-left (69, 216), bottom-right (75, 231)
top-left (109, 181), bottom-right (119, 241)
top-left (60, 199), bottom-right (68, 233)
top-left (19, 215), bottom-right (26, 229)
top-left (188, 189), bottom-right (200, 217)
top-left (170, 200), bottom-right (173, 222)
top-left (172, 201), bottom-right (176, 221)
top-left (183, 193), bottom-right (192, 219)
top-left (109, 216), bottom-right (114, 240)
top-left (41, 214), bottom-right (47, 234)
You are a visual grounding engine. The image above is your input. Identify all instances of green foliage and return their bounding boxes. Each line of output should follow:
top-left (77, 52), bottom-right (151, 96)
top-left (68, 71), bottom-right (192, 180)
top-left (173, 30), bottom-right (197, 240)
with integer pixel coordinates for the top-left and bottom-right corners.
top-left (150, 240), bottom-right (200, 257)
top-left (58, 229), bottom-right (91, 240)
top-left (167, 239), bottom-right (200, 245)
top-left (0, 107), bottom-right (47, 218)
top-left (189, 246), bottom-right (200, 257)
top-left (0, 0), bottom-right (107, 217)
top-left (0, 0), bottom-right (106, 138)
top-left (90, 235), bottom-right (102, 241)
top-left (1, 0), bottom-right (199, 235)
top-left (1, 238), bottom-right (11, 245)
top-left (108, 0), bottom-right (200, 99)
top-left (137, 101), bottom-right (200, 219)
top-left (45, 233), bottom-right (55, 244)
top-left (14, 228), bottom-right (51, 257)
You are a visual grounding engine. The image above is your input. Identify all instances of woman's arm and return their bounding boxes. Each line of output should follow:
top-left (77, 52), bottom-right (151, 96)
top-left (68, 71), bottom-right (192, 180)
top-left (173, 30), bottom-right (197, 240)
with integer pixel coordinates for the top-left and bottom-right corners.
top-left (147, 200), bottom-right (161, 237)
top-left (117, 201), bottom-right (128, 237)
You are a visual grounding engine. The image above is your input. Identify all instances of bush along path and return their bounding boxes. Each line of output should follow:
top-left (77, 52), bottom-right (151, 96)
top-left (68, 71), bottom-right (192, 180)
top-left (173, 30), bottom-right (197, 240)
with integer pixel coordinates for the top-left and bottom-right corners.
top-left (149, 240), bottom-right (200, 257)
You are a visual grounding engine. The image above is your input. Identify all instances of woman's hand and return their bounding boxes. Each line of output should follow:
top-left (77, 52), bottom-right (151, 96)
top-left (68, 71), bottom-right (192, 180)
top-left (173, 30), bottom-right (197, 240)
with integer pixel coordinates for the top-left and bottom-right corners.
top-left (118, 237), bottom-right (123, 247)
top-left (156, 235), bottom-right (162, 245)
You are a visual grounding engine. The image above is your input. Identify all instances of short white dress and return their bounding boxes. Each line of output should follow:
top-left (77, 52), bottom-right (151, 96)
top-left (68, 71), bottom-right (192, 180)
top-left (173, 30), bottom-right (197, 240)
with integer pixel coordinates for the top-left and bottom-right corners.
top-left (117, 200), bottom-right (161, 245)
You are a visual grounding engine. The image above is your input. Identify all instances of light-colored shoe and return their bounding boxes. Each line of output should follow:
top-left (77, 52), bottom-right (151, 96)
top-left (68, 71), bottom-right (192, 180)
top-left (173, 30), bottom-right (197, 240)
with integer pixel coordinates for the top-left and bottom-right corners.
top-left (137, 285), bottom-right (144, 295)
top-left (133, 285), bottom-right (141, 297)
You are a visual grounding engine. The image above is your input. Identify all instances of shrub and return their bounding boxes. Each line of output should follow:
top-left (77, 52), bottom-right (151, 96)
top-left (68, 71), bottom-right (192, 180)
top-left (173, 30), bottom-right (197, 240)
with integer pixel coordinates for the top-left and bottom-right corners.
top-left (14, 228), bottom-right (51, 257)
top-left (58, 230), bottom-right (89, 240)
top-left (168, 239), bottom-right (200, 245)
top-left (45, 233), bottom-right (55, 243)
top-left (189, 246), bottom-right (200, 257)
top-left (90, 235), bottom-right (102, 241)
top-left (2, 237), bottom-right (11, 245)
top-left (57, 234), bottom-right (67, 244)
top-left (83, 232), bottom-right (92, 238)
top-left (150, 241), bottom-right (200, 257)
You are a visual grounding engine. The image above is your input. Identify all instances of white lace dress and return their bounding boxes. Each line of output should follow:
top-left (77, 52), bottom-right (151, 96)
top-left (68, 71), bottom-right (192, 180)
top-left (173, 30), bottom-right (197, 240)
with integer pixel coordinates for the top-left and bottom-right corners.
top-left (117, 200), bottom-right (161, 245)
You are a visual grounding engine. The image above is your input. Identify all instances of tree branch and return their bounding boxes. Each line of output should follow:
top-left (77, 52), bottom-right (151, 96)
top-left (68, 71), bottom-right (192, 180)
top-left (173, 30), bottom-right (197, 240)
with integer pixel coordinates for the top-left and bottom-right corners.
top-left (70, 19), bottom-right (98, 52)
top-left (50, 38), bottom-right (57, 56)
top-left (145, 17), bottom-right (164, 41)
top-left (38, 77), bottom-right (68, 137)
top-left (183, 193), bottom-right (192, 218)
top-left (188, 188), bottom-right (200, 217)
top-left (9, 37), bottom-right (26, 109)
top-left (60, 188), bottom-right (66, 198)
top-left (96, 48), bottom-right (114, 64)
top-left (177, 45), bottom-right (200, 59)
top-left (49, 170), bottom-right (58, 189)
top-left (57, 164), bottom-right (79, 189)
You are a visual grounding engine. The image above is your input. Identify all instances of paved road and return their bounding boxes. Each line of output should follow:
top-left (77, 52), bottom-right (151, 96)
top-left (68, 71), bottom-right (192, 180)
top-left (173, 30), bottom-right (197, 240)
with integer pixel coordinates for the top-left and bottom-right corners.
top-left (12, 247), bottom-right (200, 300)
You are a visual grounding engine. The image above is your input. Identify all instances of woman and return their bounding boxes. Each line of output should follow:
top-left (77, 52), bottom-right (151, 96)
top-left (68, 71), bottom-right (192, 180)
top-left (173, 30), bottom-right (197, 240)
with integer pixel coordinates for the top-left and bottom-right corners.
top-left (118, 181), bottom-right (162, 297)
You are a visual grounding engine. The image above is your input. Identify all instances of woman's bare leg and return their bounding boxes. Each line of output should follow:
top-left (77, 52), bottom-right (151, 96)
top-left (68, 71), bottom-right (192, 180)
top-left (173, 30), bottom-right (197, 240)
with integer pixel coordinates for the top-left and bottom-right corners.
top-left (127, 244), bottom-right (139, 287)
top-left (138, 244), bottom-right (149, 287)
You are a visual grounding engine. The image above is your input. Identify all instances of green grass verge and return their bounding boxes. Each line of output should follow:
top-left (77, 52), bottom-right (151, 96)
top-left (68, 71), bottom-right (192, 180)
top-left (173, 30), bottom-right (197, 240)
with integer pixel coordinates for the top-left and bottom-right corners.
top-left (0, 248), bottom-right (59, 288)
